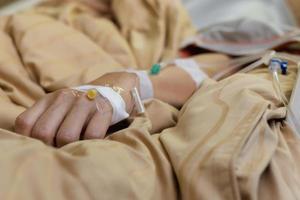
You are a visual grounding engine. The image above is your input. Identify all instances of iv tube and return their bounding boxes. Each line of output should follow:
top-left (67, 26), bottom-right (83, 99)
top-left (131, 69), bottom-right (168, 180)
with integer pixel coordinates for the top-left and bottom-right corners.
top-left (269, 59), bottom-right (300, 137)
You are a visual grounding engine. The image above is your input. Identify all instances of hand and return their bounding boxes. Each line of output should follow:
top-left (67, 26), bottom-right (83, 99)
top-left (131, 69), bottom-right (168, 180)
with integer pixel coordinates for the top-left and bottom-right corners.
top-left (15, 72), bottom-right (138, 147)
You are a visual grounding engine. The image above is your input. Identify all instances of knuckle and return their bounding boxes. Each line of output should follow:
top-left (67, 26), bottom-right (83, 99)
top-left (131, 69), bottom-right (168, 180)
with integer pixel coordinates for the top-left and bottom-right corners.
top-left (74, 94), bottom-right (91, 107)
top-left (85, 125), bottom-right (108, 140)
top-left (57, 131), bottom-right (77, 146)
top-left (78, 93), bottom-right (88, 102)
top-left (85, 132), bottom-right (103, 140)
top-left (31, 126), bottom-right (53, 143)
top-left (15, 114), bottom-right (32, 130)
top-left (56, 89), bottom-right (74, 101)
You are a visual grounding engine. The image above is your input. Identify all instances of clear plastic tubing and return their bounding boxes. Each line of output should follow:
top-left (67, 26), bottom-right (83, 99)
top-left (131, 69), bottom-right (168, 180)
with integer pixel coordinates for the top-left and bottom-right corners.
top-left (269, 58), bottom-right (300, 137)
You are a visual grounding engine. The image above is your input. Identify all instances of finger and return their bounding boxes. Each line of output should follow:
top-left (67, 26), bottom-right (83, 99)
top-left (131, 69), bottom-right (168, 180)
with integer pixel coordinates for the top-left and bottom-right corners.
top-left (83, 107), bottom-right (112, 140)
top-left (56, 95), bottom-right (96, 147)
top-left (31, 90), bottom-right (75, 145)
top-left (15, 93), bottom-right (56, 136)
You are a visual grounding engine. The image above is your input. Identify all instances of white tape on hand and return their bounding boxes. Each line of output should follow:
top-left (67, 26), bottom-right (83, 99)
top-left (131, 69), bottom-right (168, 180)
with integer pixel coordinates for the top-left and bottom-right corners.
top-left (73, 85), bottom-right (129, 125)
top-left (173, 58), bottom-right (208, 88)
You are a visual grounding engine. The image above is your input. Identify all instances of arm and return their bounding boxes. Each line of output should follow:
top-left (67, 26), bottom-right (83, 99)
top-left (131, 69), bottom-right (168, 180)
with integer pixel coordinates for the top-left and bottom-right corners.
top-left (15, 53), bottom-right (230, 147)
top-left (150, 53), bottom-right (230, 107)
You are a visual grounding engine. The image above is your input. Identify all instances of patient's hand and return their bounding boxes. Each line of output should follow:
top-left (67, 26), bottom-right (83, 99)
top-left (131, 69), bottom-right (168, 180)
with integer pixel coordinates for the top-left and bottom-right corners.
top-left (15, 72), bottom-right (138, 147)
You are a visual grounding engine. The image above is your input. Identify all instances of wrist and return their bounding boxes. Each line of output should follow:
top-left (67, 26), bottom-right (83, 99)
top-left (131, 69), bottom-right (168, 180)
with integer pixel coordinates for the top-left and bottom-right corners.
top-left (89, 72), bottom-right (139, 114)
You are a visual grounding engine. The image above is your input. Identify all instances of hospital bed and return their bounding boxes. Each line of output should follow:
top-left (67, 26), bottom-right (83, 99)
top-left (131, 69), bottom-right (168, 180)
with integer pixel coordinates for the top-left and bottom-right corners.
top-left (0, 1), bottom-right (299, 199)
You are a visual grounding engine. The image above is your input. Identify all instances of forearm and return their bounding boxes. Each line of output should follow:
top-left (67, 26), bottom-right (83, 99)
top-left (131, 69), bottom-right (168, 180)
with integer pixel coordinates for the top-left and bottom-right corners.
top-left (150, 54), bottom-right (231, 107)
top-left (150, 66), bottom-right (196, 107)
top-left (87, 54), bottom-right (231, 110)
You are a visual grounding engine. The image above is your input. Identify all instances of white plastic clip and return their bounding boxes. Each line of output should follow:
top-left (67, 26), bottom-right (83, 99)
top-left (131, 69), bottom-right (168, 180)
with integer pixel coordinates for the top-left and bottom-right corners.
top-left (131, 87), bottom-right (145, 114)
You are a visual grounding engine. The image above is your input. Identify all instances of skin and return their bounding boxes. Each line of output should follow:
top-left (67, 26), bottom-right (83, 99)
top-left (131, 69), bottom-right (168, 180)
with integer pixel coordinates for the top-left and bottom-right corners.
top-left (15, 53), bottom-right (231, 147)
top-left (15, 72), bottom-right (137, 147)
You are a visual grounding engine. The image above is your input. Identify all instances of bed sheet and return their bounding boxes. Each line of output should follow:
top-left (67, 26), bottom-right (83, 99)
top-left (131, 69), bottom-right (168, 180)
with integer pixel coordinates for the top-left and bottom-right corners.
top-left (0, 1), bottom-right (299, 199)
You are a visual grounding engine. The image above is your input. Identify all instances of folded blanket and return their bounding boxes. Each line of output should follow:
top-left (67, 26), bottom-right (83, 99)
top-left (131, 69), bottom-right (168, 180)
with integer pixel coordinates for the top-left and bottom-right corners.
top-left (0, 1), bottom-right (299, 200)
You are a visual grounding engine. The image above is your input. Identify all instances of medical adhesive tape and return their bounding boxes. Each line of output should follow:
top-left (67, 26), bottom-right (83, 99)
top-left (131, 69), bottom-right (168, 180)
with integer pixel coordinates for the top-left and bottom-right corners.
top-left (128, 58), bottom-right (208, 101)
top-left (173, 58), bottom-right (208, 88)
top-left (73, 85), bottom-right (129, 125)
top-left (126, 70), bottom-right (154, 101)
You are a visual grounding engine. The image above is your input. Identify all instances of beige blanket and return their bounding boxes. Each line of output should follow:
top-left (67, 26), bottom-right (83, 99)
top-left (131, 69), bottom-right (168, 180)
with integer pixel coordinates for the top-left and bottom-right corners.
top-left (0, 1), bottom-right (299, 199)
